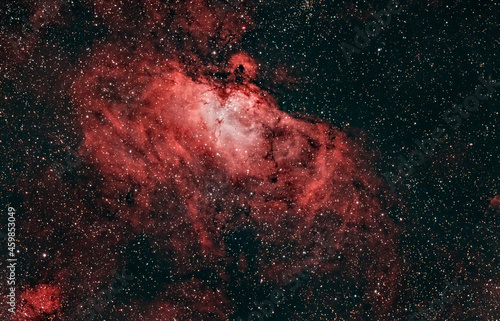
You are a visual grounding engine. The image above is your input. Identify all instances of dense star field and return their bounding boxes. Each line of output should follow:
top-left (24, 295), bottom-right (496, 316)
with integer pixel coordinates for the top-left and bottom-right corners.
top-left (0, 0), bottom-right (498, 320)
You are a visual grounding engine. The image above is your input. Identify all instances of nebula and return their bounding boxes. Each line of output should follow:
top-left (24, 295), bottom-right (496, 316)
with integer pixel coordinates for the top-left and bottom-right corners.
top-left (3, 1), bottom-right (401, 320)
top-left (64, 41), bottom-right (401, 319)
top-left (490, 195), bottom-right (500, 213)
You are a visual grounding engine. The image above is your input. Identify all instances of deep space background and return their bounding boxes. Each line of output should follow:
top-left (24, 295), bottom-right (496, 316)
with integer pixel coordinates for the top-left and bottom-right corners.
top-left (0, 0), bottom-right (499, 320)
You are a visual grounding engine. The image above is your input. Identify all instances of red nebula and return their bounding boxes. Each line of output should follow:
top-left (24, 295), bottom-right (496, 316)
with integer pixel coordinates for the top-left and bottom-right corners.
top-left (88, 0), bottom-right (254, 55)
top-left (226, 52), bottom-right (259, 82)
top-left (2, 1), bottom-right (402, 320)
top-left (67, 40), bottom-right (401, 319)
top-left (490, 195), bottom-right (500, 213)
top-left (14, 284), bottom-right (61, 321)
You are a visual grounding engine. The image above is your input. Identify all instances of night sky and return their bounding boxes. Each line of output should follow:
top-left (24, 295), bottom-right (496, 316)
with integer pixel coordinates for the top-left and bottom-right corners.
top-left (1, 0), bottom-right (499, 320)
